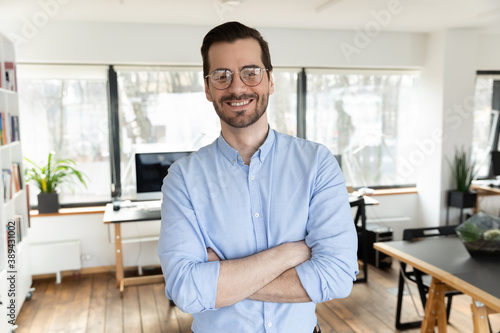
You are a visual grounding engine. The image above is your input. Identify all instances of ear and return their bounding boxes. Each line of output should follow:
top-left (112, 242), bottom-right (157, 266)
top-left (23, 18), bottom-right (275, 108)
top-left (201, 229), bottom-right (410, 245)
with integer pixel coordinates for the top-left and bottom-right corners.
top-left (268, 70), bottom-right (275, 96)
top-left (205, 80), bottom-right (213, 102)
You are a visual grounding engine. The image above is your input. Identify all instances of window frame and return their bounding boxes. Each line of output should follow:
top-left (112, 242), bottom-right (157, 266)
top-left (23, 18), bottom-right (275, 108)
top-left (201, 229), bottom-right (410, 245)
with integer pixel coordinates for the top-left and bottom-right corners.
top-left (475, 71), bottom-right (500, 180)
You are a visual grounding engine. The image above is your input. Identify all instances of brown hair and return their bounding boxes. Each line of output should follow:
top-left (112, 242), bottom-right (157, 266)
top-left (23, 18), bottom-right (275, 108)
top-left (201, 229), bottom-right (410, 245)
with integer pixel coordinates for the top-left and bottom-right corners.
top-left (201, 21), bottom-right (273, 79)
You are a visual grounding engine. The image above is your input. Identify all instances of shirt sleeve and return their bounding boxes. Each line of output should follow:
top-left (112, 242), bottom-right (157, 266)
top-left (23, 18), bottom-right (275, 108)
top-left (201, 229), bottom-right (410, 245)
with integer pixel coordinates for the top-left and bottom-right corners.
top-left (295, 146), bottom-right (359, 303)
top-left (157, 165), bottom-right (220, 314)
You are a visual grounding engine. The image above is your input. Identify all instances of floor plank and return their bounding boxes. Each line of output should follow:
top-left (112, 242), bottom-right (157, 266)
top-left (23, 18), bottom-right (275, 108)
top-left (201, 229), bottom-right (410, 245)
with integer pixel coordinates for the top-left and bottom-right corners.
top-left (15, 278), bottom-right (48, 333)
top-left (104, 273), bottom-right (123, 333)
top-left (67, 274), bottom-right (93, 333)
top-left (123, 286), bottom-right (142, 333)
top-left (26, 277), bottom-right (62, 333)
top-left (85, 273), bottom-right (109, 333)
top-left (138, 284), bottom-right (161, 333)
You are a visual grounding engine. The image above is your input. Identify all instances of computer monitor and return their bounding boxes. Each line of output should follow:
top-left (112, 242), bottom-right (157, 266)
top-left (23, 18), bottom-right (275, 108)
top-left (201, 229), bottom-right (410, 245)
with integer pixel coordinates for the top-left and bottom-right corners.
top-left (492, 151), bottom-right (500, 176)
top-left (135, 151), bottom-right (192, 200)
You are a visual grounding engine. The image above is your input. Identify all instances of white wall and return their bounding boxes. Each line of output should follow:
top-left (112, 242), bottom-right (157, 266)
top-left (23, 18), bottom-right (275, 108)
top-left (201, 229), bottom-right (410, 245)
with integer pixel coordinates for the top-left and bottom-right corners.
top-left (477, 34), bottom-right (500, 69)
top-left (9, 21), bottom-right (428, 68)
top-left (29, 213), bottom-right (161, 270)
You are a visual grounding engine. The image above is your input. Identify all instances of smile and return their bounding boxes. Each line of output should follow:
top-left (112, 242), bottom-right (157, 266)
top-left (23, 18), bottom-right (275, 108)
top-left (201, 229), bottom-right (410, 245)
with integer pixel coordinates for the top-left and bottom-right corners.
top-left (229, 100), bottom-right (251, 107)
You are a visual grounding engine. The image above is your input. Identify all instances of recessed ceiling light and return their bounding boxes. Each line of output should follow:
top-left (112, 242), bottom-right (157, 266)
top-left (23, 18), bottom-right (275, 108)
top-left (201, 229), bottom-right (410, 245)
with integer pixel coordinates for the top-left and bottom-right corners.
top-left (220, 0), bottom-right (244, 6)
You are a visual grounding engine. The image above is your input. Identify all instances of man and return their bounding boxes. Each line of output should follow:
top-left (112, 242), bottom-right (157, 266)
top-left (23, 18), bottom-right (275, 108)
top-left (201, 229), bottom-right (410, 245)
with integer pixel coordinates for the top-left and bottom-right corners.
top-left (158, 21), bottom-right (358, 333)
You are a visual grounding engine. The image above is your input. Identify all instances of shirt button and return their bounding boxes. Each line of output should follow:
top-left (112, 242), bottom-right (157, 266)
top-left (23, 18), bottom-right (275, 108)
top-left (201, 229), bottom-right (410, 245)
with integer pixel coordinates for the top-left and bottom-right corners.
top-left (267, 322), bottom-right (272, 328)
top-left (231, 159), bottom-right (236, 164)
top-left (250, 176), bottom-right (255, 181)
top-left (254, 213), bottom-right (259, 218)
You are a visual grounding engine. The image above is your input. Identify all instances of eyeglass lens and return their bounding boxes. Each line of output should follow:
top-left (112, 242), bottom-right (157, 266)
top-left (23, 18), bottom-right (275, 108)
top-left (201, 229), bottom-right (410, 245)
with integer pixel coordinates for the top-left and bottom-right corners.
top-left (210, 67), bottom-right (265, 89)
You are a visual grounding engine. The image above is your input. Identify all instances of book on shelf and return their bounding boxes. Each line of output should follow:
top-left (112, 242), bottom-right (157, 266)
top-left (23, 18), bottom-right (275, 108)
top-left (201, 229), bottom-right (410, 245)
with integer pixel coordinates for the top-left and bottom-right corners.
top-left (4, 61), bottom-right (17, 92)
top-left (0, 112), bottom-right (8, 145)
top-left (0, 112), bottom-right (19, 145)
top-left (2, 168), bottom-right (11, 201)
top-left (26, 183), bottom-right (31, 228)
top-left (1, 163), bottom-right (21, 202)
top-left (0, 111), bottom-right (3, 145)
top-left (11, 162), bottom-right (21, 192)
top-left (14, 214), bottom-right (25, 243)
top-left (11, 115), bottom-right (20, 142)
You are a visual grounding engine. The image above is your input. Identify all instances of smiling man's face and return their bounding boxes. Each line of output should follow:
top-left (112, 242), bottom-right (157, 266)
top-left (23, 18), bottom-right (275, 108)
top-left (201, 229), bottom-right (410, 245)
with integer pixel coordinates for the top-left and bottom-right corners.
top-left (204, 38), bottom-right (274, 129)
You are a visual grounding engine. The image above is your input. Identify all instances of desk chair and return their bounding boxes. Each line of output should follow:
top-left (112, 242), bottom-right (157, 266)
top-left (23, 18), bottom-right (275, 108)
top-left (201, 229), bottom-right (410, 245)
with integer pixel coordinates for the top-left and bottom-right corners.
top-left (395, 225), bottom-right (462, 330)
top-left (350, 196), bottom-right (367, 283)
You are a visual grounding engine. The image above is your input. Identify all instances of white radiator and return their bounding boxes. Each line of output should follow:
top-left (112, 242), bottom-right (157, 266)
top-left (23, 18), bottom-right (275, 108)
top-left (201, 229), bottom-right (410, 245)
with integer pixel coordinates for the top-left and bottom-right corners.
top-left (29, 240), bottom-right (81, 284)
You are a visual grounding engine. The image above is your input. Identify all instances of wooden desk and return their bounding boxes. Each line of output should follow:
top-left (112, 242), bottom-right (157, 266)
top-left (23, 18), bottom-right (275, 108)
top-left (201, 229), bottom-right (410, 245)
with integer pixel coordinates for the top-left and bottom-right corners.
top-left (103, 203), bottom-right (164, 295)
top-left (374, 237), bottom-right (500, 332)
top-left (471, 183), bottom-right (500, 213)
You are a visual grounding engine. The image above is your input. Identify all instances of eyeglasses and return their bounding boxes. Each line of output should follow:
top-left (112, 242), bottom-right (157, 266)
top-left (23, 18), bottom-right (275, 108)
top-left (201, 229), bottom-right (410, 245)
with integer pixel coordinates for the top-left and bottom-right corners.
top-left (205, 67), bottom-right (268, 90)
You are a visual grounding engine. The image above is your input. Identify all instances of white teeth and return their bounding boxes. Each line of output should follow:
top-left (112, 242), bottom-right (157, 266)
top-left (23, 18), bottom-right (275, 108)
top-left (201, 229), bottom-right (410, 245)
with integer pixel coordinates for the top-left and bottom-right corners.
top-left (230, 100), bottom-right (250, 107)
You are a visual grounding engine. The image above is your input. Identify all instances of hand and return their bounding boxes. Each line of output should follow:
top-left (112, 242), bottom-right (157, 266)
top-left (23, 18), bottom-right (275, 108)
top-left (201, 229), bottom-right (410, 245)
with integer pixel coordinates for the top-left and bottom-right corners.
top-left (207, 247), bottom-right (221, 262)
top-left (280, 240), bottom-right (311, 267)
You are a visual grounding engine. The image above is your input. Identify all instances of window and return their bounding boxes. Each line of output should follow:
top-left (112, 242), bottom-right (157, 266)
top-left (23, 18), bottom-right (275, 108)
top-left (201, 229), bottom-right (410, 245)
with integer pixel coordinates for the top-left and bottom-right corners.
top-left (305, 70), bottom-right (420, 187)
top-left (472, 74), bottom-right (500, 179)
top-left (18, 65), bottom-right (110, 206)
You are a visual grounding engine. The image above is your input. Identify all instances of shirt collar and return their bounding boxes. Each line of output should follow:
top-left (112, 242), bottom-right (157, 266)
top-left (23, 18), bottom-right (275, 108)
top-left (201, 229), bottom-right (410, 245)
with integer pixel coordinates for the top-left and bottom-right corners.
top-left (217, 134), bottom-right (239, 165)
top-left (216, 127), bottom-right (276, 164)
top-left (257, 127), bottom-right (275, 163)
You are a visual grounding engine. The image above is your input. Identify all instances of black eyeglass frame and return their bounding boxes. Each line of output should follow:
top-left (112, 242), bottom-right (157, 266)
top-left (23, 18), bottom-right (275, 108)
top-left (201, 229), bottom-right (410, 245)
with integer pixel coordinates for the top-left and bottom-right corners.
top-left (205, 67), bottom-right (269, 90)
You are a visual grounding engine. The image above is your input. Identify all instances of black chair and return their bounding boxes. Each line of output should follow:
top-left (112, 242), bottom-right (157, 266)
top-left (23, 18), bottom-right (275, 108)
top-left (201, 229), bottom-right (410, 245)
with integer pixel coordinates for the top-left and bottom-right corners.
top-left (350, 196), bottom-right (367, 283)
top-left (395, 225), bottom-right (462, 330)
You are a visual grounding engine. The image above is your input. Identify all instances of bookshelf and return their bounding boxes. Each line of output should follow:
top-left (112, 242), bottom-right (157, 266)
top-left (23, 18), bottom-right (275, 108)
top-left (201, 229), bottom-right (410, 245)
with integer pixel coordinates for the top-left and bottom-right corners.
top-left (0, 34), bottom-right (32, 332)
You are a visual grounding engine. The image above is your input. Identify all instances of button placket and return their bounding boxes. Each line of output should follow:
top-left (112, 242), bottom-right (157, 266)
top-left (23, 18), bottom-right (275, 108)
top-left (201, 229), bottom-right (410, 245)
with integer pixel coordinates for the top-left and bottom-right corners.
top-left (249, 159), bottom-right (266, 251)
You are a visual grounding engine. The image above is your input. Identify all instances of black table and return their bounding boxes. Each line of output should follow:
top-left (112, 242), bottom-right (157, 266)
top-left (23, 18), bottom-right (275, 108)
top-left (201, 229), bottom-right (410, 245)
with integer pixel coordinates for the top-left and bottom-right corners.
top-left (375, 237), bottom-right (500, 332)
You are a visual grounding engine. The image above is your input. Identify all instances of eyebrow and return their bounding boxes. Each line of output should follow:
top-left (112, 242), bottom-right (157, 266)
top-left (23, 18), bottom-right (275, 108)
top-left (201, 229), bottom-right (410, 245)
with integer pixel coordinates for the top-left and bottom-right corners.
top-left (212, 65), bottom-right (261, 73)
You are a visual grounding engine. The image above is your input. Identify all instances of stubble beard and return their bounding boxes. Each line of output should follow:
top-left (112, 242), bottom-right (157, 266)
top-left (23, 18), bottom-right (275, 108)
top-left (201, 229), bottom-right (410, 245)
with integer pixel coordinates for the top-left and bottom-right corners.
top-left (213, 92), bottom-right (269, 129)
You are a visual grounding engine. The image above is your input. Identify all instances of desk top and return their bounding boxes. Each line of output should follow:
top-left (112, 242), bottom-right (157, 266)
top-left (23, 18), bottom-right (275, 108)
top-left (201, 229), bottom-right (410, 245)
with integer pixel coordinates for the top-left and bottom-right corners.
top-left (471, 183), bottom-right (500, 195)
top-left (348, 194), bottom-right (379, 206)
top-left (374, 237), bottom-right (500, 312)
top-left (103, 203), bottom-right (161, 223)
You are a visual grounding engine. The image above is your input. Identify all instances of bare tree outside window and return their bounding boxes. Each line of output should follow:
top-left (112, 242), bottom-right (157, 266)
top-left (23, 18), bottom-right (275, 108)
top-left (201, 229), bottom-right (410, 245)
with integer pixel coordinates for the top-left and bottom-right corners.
top-left (472, 77), bottom-right (496, 178)
top-left (306, 72), bottom-right (419, 187)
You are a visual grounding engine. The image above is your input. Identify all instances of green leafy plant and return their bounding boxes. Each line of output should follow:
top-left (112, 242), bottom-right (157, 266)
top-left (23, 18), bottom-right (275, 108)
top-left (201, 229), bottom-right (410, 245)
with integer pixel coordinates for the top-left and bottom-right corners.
top-left (24, 152), bottom-right (87, 193)
top-left (456, 220), bottom-right (482, 242)
top-left (447, 146), bottom-right (477, 193)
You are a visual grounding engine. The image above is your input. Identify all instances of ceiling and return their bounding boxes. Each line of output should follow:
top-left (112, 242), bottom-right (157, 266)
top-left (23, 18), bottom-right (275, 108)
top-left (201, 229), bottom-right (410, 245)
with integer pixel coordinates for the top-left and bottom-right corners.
top-left (0, 0), bottom-right (499, 33)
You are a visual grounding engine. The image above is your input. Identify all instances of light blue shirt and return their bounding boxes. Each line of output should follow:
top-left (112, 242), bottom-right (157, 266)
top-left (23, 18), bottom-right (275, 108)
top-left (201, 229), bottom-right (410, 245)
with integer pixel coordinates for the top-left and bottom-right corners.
top-left (158, 129), bottom-right (358, 333)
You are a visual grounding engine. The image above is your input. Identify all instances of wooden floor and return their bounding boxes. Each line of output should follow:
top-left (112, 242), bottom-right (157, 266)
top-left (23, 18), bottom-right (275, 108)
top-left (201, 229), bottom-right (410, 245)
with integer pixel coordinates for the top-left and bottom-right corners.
top-left (15, 263), bottom-right (500, 333)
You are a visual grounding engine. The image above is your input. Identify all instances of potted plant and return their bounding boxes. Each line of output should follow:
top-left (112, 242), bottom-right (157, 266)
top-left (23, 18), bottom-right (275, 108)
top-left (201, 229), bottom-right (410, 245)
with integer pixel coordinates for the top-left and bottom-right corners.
top-left (446, 146), bottom-right (478, 212)
top-left (24, 152), bottom-right (87, 213)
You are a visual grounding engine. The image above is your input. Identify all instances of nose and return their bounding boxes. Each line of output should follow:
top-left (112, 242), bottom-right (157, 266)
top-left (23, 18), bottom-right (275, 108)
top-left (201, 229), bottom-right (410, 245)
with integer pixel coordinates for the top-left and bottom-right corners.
top-left (227, 72), bottom-right (248, 95)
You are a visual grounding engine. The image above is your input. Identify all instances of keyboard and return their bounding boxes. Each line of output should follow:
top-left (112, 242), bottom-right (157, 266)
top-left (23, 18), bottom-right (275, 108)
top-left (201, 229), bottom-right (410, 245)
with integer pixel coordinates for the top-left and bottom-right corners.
top-left (136, 201), bottom-right (162, 212)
